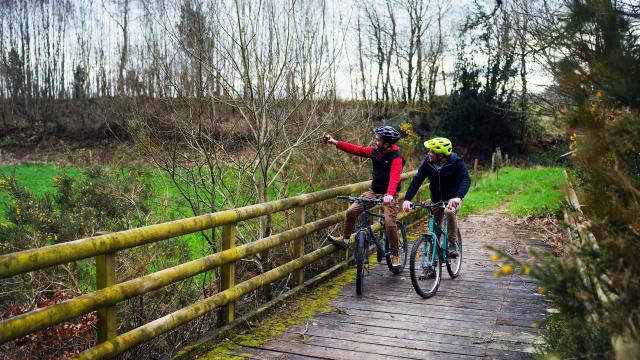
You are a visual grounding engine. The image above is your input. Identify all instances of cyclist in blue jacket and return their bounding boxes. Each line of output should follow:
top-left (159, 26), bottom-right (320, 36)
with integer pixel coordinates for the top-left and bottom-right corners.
top-left (402, 137), bottom-right (470, 257)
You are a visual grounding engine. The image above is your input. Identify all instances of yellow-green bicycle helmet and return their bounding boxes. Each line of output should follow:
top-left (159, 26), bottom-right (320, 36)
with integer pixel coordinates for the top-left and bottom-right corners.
top-left (424, 137), bottom-right (452, 156)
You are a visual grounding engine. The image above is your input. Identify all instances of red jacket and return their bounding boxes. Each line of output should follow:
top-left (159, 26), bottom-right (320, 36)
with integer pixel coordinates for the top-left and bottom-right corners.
top-left (335, 141), bottom-right (403, 196)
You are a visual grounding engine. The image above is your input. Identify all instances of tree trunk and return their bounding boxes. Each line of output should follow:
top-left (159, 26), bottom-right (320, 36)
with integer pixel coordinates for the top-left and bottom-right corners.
top-left (117, 0), bottom-right (129, 96)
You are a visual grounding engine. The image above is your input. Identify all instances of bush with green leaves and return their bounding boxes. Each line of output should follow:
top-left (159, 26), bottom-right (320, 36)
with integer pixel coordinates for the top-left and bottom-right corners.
top-left (0, 166), bottom-right (154, 254)
top-left (489, 98), bottom-right (640, 360)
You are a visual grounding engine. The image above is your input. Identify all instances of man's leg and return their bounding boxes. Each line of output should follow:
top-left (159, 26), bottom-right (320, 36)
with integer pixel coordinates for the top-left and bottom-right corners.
top-left (383, 195), bottom-right (400, 266)
top-left (433, 207), bottom-right (445, 241)
top-left (328, 191), bottom-right (372, 250)
top-left (444, 207), bottom-right (459, 257)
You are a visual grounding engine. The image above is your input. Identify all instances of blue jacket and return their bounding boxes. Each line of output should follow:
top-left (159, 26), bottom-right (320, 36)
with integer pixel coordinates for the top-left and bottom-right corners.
top-left (405, 152), bottom-right (471, 202)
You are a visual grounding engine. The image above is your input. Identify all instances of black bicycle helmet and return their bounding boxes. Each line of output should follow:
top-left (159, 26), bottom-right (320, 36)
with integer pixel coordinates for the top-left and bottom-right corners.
top-left (373, 126), bottom-right (402, 144)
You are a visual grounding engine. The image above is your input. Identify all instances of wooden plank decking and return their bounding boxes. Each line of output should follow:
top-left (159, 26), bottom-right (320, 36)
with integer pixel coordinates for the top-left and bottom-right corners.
top-left (233, 214), bottom-right (550, 359)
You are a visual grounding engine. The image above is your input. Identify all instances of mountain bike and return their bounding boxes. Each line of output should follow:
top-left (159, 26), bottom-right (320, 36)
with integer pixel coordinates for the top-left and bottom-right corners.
top-left (336, 196), bottom-right (408, 295)
top-left (408, 201), bottom-right (463, 299)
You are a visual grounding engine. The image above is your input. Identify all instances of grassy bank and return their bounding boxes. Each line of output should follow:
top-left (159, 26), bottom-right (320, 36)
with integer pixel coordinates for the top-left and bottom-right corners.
top-left (462, 166), bottom-right (565, 217)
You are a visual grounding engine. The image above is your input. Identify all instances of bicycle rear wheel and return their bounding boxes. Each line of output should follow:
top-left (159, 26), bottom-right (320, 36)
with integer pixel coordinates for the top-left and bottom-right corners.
top-left (446, 228), bottom-right (463, 278)
top-left (355, 230), bottom-right (368, 296)
top-left (386, 222), bottom-right (408, 274)
top-left (410, 234), bottom-right (441, 299)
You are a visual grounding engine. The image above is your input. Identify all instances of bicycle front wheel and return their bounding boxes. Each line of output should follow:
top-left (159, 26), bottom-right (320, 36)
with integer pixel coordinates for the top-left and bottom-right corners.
top-left (354, 230), bottom-right (368, 296)
top-left (446, 228), bottom-right (463, 278)
top-left (410, 234), bottom-right (441, 299)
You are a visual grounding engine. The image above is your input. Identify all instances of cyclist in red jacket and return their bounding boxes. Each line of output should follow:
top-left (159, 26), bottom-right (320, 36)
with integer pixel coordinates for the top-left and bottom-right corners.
top-left (324, 126), bottom-right (405, 267)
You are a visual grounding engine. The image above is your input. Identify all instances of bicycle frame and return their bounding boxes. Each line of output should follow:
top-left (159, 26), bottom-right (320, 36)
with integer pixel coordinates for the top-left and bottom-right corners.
top-left (431, 213), bottom-right (449, 258)
top-left (421, 206), bottom-right (449, 265)
top-left (356, 208), bottom-right (385, 257)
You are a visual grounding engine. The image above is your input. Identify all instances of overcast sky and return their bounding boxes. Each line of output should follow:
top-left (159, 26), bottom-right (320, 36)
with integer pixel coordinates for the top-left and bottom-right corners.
top-left (1, 0), bottom-right (554, 98)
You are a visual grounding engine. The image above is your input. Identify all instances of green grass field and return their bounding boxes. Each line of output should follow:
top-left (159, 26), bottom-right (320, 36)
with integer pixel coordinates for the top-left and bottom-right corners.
top-left (0, 164), bottom-right (82, 220)
top-left (461, 166), bottom-right (565, 217)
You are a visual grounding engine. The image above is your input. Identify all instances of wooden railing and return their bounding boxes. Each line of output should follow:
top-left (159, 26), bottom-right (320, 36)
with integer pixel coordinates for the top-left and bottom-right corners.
top-left (562, 171), bottom-right (610, 302)
top-left (0, 171), bottom-right (426, 359)
top-left (562, 171), bottom-right (639, 359)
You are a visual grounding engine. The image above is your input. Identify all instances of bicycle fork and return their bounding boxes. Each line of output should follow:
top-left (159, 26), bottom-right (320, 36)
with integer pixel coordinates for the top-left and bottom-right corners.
top-left (420, 235), bottom-right (438, 271)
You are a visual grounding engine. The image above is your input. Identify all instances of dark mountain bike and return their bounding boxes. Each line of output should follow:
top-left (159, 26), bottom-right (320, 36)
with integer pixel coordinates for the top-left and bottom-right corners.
top-left (408, 201), bottom-right (463, 299)
top-left (336, 196), bottom-right (408, 295)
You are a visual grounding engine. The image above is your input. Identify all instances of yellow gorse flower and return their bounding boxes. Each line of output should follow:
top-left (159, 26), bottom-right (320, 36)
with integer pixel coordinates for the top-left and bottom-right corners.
top-left (501, 265), bottom-right (513, 275)
top-left (399, 123), bottom-right (419, 147)
top-left (490, 254), bottom-right (499, 262)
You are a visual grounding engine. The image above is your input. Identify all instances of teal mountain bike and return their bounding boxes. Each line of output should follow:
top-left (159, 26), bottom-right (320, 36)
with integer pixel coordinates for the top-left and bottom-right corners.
top-left (408, 201), bottom-right (463, 298)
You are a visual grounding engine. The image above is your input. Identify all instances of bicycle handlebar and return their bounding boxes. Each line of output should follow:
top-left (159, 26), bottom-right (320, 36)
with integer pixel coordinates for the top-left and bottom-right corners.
top-left (409, 201), bottom-right (448, 209)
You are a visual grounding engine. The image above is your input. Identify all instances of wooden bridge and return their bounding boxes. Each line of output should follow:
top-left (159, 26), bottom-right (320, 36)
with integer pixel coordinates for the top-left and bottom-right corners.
top-left (207, 214), bottom-right (548, 359)
top-left (0, 171), bottom-right (549, 359)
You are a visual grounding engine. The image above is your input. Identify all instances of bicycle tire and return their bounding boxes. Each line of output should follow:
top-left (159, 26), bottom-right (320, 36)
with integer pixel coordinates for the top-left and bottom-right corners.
top-left (355, 230), bottom-right (368, 296)
top-left (409, 234), bottom-right (441, 299)
top-left (373, 227), bottom-right (384, 263)
top-left (386, 222), bottom-right (408, 274)
top-left (446, 228), bottom-right (463, 278)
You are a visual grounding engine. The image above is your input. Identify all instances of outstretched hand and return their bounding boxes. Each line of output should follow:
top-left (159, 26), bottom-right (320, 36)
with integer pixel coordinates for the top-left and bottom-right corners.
top-left (322, 133), bottom-right (337, 145)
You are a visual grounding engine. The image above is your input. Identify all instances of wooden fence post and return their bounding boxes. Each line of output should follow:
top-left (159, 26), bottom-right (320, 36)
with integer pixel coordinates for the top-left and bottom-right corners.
top-left (473, 158), bottom-right (478, 188)
top-left (96, 251), bottom-right (117, 343)
top-left (294, 207), bottom-right (305, 287)
top-left (219, 224), bottom-right (236, 325)
top-left (495, 147), bottom-right (502, 180)
top-left (490, 153), bottom-right (496, 173)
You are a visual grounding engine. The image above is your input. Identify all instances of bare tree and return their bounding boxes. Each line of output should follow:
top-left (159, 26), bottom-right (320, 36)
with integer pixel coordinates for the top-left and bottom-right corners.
top-left (103, 0), bottom-right (130, 96)
top-left (125, 0), bottom-right (341, 301)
